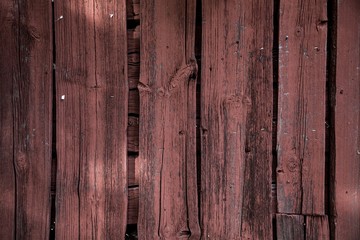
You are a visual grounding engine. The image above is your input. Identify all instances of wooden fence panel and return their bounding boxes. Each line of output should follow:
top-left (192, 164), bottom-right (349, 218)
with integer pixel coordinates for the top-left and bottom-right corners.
top-left (201, 0), bottom-right (273, 238)
top-left (138, 0), bottom-right (199, 238)
top-left (54, 0), bottom-right (128, 238)
top-left (333, 0), bottom-right (360, 238)
top-left (277, 0), bottom-right (327, 214)
top-left (0, 0), bottom-right (52, 239)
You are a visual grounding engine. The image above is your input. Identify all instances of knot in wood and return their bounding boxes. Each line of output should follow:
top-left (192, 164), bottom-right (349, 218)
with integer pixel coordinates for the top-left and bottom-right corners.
top-left (137, 82), bottom-right (152, 93)
top-left (166, 60), bottom-right (198, 93)
top-left (286, 159), bottom-right (298, 172)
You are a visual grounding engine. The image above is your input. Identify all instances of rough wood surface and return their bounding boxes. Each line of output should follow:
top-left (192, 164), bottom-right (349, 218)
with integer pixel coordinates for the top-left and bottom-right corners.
top-left (128, 27), bottom-right (140, 89)
top-left (128, 156), bottom-right (139, 186)
top-left (138, 0), bottom-right (200, 238)
top-left (0, 1), bottom-right (52, 239)
top-left (128, 116), bottom-right (139, 152)
top-left (126, 0), bottom-right (140, 20)
top-left (277, 0), bottom-right (327, 214)
top-left (333, 0), bottom-right (360, 238)
top-left (276, 214), bottom-right (304, 240)
top-left (306, 216), bottom-right (329, 240)
top-left (54, 0), bottom-right (128, 238)
top-left (127, 187), bottom-right (139, 225)
top-left (201, 0), bottom-right (273, 238)
top-left (129, 90), bottom-right (140, 115)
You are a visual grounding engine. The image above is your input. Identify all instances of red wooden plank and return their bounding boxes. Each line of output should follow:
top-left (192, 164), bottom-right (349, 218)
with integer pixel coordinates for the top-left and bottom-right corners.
top-left (55, 0), bottom-right (128, 238)
top-left (0, 1), bottom-right (17, 238)
top-left (306, 216), bottom-right (329, 240)
top-left (277, 0), bottom-right (327, 214)
top-left (138, 0), bottom-right (199, 238)
top-left (276, 214), bottom-right (304, 240)
top-left (128, 155), bottom-right (139, 186)
top-left (201, 0), bottom-right (273, 238)
top-left (127, 187), bottom-right (139, 225)
top-left (0, 0), bottom-right (52, 239)
top-left (128, 116), bottom-right (139, 152)
top-left (333, 0), bottom-right (360, 238)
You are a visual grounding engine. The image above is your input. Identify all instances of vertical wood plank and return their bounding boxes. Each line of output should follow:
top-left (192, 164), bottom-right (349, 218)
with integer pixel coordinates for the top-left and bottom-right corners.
top-left (333, 0), bottom-right (360, 238)
top-left (1, 0), bottom-right (52, 239)
top-left (277, 0), bottom-right (327, 214)
top-left (138, 0), bottom-right (199, 238)
top-left (0, 1), bottom-right (17, 238)
top-left (201, 0), bottom-right (273, 238)
top-left (306, 216), bottom-right (329, 240)
top-left (55, 0), bottom-right (128, 238)
top-left (276, 214), bottom-right (304, 240)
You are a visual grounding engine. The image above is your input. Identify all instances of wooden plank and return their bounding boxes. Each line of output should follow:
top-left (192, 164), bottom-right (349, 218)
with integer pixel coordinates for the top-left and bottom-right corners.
top-left (333, 0), bottom-right (360, 238)
top-left (0, 1), bottom-right (17, 238)
top-left (55, 0), bottom-right (128, 238)
top-left (128, 27), bottom-right (140, 54)
top-left (277, 0), bottom-right (327, 214)
top-left (201, 0), bottom-right (273, 238)
top-left (306, 216), bottom-right (329, 240)
top-left (276, 214), bottom-right (304, 240)
top-left (128, 116), bottom-right (139, 152)
top-left (126, 0), bottom-right (140, 20)
top-left (128, 156), bottom-right (139, 186)
top-left (138, 0), bottom-right (200, 238)
top-left (0, 0), bottom-right (52, 239)
top-left (129, 90), bottom-right (139, 115)
top-left (127, 187), bottom-right (139, 225)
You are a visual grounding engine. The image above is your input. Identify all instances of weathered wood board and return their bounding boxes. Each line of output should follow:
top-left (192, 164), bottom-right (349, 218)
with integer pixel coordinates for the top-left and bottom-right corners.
top-left (54, 0), bottom-right (128, 238)
top-left (306, 215), bottom-right (329, 240)
top-left (138, 0), bottom-right (200, 238)
top-left (201, 0), bottom-right (273, 238)
top-left (0, 0), bottom-right (52, 239)
top-left (277, 0), bottom-right (327, 214)
top-left (276, 214), bottom-right (304, 240)
top-left (333, 0), bottom-right (360, 238)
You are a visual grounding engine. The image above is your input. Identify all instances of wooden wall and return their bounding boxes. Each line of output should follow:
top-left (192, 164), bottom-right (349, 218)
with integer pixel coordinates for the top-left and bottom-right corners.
top-left (0, 0), bottom-right (359, 239)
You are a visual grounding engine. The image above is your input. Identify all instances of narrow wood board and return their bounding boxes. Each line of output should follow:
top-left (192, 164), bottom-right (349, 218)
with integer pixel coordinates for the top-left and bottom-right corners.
top-left (201, 0), bottom-right (273, 238)
top-left (128, 116), bottom-right (139, 152)
top-left (138, 0), bottom-right (200, 238)
top-left (333, 0), bottom-right (360, 238)
top-left (277, 0), bottom-right (327, 214)
top-left (306, 215), bottom-right (329, 240)
top-left (0, 0), bottom-right (52, 239)
top-left (276, 214), bottom-right (304, 240)
top-left (127, 187), bottom-right (139, 225)
top-left (54, 0), bottom-right (128, 238)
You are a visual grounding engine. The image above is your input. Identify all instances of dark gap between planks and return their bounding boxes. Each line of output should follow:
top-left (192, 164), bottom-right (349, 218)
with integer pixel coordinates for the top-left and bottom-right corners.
top-left (49, 1), bottom-right (57, 239)
top-left (326, 0), bottom-right (337, 239)
top-left (195, 0), bottom-right (202, 231)
top-left (126, 1), bottom-right (140, 239)
top-left (272, 0), bottom-right (280, 231)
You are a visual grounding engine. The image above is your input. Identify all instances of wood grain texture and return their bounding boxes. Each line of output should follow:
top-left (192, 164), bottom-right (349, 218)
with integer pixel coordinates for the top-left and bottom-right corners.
top-left (277, 0), bottom-right (327, 214)
top-left (55, 0), bottom-right (128, 238)
top-left (276, 214), bottom-right (304, 240)
top-left (138, 0), bottom-right (200, 238)
top-left (333, 0), bottom-right (360, 239)
top-left (0, 1), bottom-right (17, 238)
top-left (128, 116), bottom-right (139, 152)
top-left (126, 0), bottom-right (139, 20)
top-left (128, 27), bottom-right (140, 89)
top-left (128, 155), bottom-right (139, 187)
top-left (201, 0), bottom-right (273, 238)
top-left (127, 187), bottom-right (139, 225)
top-left (129, 90), bottom-right (139, 115)
top-left (0, 1), bottom-right (52, 239)
top-left (306, 216), bottom-right (329, 240)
